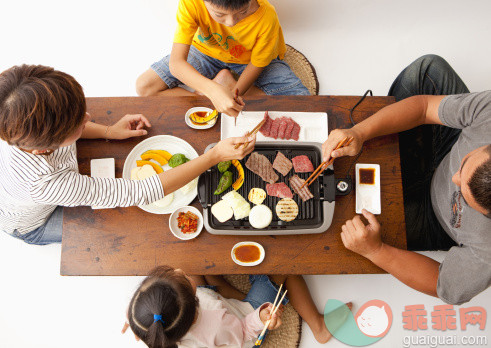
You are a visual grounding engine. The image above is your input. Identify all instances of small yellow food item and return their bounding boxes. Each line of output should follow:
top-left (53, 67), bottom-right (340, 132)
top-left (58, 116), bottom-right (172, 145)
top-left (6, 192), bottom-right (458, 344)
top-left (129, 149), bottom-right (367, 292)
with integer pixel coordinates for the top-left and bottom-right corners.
top-left (136, 160), bottom-right (163, 174)
top-left (231, 159), bottom-right (244, 191)
top-left (276, 198), bottom-right (299, 222)
top-left (135, 164), bottom-right (158, 180)
top-left (143, 150), bottom-right (172, 161)
top-left (248, 188), bottom-right (267, 205)
top-left (190, 109), bottom-right (218, 124)
top-left (140, 153), bottom-right (168, 166)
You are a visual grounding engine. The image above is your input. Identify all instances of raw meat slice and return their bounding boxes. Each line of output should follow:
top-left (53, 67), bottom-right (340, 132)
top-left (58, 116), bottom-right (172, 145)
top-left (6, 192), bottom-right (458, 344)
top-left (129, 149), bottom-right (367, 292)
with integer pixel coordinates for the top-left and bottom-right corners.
top-left (269, 118), bottom-right (282, 139)
top-left (266, 182), bottom-right (293, 199)
top-left (292, 155), bottom-right (314, 173)
top-left (284, 118), bottom-right (295, 139)
top-left (290, 123), bottom-right (301, 141)
top-left (272, 151), bottom-right (292, 176)
top-left (245, 152), bottom-right (279, 184)
top-left (277, 117), bottom-right (289, 139)
top-left (259, 111), bottom-right (273, 137)
top-left (289, 175), bottom-right (314, 202)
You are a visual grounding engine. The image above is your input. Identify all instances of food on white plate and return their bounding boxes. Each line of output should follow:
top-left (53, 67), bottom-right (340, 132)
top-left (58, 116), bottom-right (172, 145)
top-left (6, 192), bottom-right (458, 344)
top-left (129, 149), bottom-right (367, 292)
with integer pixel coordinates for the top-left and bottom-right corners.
top-left (130, 167), bottom-right (141, 180)
top-left (249, 204), bottom-right (273, 229)
top-left (177, 211), bottom-right (199, 233)
top-left (266, 182), bottom-right (293, 199)
top-left (276, 198), bottom-right (299, 222)
top-left (259, 111), bottom-right (300, 140)
top-left (292, 155), bottom-right (314, 173)
top-left (168, 153), bottom-right (190, 168)
top-left (222, 191), bottom-right (251, 220)
top-left (211, 200), bottom-right (234, 223)
top-left (136, 160), bottom-right (163, 174)
top-left (245, 152), bottom-right (278, 184)
top-left (180, 177), bottom-right (198, 194)
top-left (248, 188), bottom-right (267, 205)
top-left (153, 193), bottom-right (174, 208)
top-left (289, 175), bottom-right (314, 202)
top-left (272, 151), bottom-right (292, 176)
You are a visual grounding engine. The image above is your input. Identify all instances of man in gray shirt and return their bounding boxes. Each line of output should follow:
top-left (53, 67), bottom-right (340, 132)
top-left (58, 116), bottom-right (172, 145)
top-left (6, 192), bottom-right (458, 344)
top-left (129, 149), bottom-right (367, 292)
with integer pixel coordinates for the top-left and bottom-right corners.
top-left (322, 55), bottom-right (490, 305)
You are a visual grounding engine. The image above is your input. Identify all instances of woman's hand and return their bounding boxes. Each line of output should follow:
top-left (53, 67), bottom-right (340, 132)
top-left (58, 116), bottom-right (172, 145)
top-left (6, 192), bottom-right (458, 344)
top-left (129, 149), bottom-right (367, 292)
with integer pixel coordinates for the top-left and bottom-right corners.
top-left (259, 303), bottom-right (284, 330)
top-left (107, 114), bottom-right (152, 140)
top-left (207, 82), bottom-right (244, 117)
top-left (322, 128), bottom-right (364, 163)
top-left (210, 134), bottom-right (256, 163)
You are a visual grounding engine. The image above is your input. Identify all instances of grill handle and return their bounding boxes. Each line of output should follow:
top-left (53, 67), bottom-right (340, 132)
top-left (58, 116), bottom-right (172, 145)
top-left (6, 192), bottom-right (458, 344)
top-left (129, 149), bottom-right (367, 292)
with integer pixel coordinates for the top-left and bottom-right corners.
top-left (197, 172), bottom-right (209, 209)
top-left (320, 169), bottom-right (336, 202)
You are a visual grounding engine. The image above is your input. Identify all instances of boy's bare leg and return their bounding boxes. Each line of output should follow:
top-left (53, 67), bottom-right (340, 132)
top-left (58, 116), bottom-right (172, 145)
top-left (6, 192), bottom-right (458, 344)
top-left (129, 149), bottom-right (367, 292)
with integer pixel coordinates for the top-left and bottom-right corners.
top-left (136, 69), bottom-right (196, 97)
top-left (269, 275), bottom-right (352, 344)
top-left (204, 275), bottom-right (246, 300)
top-left (210, 69), bottom-right (265, 96)
top-left (189, 275), bottom-right (207, 286)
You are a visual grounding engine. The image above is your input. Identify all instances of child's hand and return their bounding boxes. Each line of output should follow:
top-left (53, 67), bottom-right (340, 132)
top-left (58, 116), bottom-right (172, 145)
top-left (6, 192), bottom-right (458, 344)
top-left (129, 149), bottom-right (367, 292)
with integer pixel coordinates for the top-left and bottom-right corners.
top-left (121, 321), bottom-right (140, 341)
top-left (208, 83), bottom-right (244, 117)
top-left (259, 303), bottom-right (284, 330)
top-left (107, 114), bottom-right (152, 140)
top-left (211, 133), bottom-right (256, 163)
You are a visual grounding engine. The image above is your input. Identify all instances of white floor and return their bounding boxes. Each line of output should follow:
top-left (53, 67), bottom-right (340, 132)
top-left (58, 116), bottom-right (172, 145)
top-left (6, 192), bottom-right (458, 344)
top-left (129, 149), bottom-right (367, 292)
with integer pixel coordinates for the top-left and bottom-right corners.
top-left (1, 1), bottom-right (490, 347)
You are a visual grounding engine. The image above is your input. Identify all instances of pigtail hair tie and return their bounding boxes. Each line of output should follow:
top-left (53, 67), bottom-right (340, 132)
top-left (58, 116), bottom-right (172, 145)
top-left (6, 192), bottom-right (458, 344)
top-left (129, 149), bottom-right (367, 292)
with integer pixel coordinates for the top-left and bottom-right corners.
top-left (153, 314), bottom-right (166, 325)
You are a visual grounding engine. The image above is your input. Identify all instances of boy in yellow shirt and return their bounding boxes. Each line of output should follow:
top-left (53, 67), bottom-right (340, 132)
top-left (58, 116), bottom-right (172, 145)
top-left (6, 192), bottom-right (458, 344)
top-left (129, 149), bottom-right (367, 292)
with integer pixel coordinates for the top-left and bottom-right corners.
top-left (136, 0), bottom-right (310, 117)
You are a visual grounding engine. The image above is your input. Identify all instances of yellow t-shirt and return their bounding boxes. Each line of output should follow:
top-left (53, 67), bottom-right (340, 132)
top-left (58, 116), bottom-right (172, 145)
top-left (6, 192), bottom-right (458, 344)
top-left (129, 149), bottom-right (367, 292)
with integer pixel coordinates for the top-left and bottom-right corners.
top-left (173, 0), bottom-right (286, 68)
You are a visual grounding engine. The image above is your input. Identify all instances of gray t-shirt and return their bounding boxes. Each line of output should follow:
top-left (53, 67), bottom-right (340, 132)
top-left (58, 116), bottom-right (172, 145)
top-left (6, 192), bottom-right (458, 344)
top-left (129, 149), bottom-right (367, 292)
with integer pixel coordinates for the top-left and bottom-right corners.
top-left (431, 91), bottom-right (491, 305)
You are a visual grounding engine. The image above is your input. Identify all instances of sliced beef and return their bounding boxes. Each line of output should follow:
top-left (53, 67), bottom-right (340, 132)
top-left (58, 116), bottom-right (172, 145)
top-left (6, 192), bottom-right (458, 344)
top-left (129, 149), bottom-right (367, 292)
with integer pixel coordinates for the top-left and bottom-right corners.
top-left (292, 155), bottom-right (314, 173)
top-left (266, 182), bottom-right (293, 199)
top-left (259, 111), bottom-right (273, 137)
top-left (272, 151), bottom-right (292, 176)
top-left (289, 175), bottom-right (314, 202)
top-left (245, 152), bottom-right (279, 184)
top-left (290, 122), bottom-right (301, 141)
top-left (284, 118), bottom-right (295, 139)
top-left (269, 118), bottom-right (282, 139)
top-left (277, 117), bottom-right (289, 139)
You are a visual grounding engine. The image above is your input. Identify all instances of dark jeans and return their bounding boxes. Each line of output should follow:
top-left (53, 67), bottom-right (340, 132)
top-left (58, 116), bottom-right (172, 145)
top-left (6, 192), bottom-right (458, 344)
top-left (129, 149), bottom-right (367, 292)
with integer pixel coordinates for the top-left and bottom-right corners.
top-left (388, 55), bottom-right (469, 251)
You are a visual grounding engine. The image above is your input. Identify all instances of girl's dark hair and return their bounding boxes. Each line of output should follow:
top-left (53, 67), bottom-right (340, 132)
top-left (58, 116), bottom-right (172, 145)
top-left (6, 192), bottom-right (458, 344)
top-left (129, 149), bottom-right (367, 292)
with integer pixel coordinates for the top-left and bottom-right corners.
top-left (204, 0), bottom-right (251, 10)
top-left (128, 266), bottom-right (199, 348)
top-left (0, 64), bottom-right (86, 150)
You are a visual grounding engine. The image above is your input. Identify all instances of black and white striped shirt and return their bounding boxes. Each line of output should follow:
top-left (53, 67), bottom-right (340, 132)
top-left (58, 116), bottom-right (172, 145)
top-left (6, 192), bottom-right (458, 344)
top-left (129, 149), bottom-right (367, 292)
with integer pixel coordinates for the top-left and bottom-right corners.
top-left (0, 140), bottom-right (164, 235)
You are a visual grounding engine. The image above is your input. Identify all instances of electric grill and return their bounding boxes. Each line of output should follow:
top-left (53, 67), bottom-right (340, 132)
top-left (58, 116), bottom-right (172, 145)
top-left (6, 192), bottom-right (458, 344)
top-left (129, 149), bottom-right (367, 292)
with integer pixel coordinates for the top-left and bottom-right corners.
top-left (198, 142), bottom-right (337, 235)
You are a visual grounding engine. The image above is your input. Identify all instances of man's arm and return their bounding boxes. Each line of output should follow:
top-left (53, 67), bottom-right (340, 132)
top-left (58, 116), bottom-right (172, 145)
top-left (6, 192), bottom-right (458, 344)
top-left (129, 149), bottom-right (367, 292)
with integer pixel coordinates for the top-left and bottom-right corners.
top-left (323, 95), bottom-right (446, 162)
top-left (169, 43), bottom-right (243, 116)
top-left (342, 209), bottom-right (440, 297)
top-left (234, 63), bottom-right (264, 95)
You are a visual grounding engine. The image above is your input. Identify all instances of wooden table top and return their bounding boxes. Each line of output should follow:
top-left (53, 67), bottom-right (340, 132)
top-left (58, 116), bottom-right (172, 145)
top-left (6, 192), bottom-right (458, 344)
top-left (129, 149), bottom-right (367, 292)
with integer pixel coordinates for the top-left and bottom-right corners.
top-left (60, 95), bottom-right (406, 276)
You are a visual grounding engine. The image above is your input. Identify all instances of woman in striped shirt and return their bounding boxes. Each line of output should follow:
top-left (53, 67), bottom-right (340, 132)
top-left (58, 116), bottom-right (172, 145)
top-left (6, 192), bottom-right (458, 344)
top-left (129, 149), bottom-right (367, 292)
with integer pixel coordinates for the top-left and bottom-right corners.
top-left (0, 65), bottom-right (254, 245)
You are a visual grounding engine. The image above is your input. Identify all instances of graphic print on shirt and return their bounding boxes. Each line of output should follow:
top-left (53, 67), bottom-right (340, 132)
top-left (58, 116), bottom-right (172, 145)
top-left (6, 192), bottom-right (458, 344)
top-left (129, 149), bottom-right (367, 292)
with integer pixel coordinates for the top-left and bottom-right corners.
top-left (197, 26), bottom-right (245, 58)
top-left (450, 190), bottom-right (463, 229)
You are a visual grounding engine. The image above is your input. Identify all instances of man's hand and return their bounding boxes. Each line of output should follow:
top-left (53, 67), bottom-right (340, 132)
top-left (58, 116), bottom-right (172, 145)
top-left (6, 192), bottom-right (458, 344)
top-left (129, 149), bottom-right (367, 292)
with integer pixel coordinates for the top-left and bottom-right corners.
top-left (107, 114), bottom-right (151, 140)
top-left (341, 209), bottom-right (383, 260)
top-left (259, 303), bottom-right (284, 330)
top-left (322, 128), bottom-right (364, 164)
top-left (207, 82), bottom-right (244, 117)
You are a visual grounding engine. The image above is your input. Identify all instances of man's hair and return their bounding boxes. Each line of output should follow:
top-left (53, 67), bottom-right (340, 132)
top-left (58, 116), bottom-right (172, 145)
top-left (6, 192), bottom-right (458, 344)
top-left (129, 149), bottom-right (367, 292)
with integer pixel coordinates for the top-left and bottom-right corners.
top-left (204, 0), bottom-right (251, 10)
top-left (0, 64), bottom-right (86, 150)
top-left (468, 145), bottom-right (491, 218)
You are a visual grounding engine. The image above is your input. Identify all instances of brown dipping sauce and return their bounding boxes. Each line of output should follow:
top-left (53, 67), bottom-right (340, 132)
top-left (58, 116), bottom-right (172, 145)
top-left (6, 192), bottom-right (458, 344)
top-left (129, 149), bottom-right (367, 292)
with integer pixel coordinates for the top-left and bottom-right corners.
top-left (234, 244), bottom-right (261, 263)
top-left (359, 168), bottom-right (375, 185)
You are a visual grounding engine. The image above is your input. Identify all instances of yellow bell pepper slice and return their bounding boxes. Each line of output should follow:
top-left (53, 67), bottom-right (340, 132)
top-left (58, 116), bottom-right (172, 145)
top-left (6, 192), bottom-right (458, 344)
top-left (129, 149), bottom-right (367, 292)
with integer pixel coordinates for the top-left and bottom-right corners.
top-left (136, 160), bottom-right (163, 174)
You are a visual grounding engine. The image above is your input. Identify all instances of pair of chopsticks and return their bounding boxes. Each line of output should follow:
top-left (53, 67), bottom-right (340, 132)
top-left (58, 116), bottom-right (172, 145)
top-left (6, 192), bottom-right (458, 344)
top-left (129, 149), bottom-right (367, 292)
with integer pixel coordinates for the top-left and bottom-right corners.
top-left (234, 89), bottom-right (240, 127)
top-left (253, 284), bottom-right (288, 347)
top-left (300, 136), bottom-right (354, 189)
top-left (233, 118), bottom-right (265, 149)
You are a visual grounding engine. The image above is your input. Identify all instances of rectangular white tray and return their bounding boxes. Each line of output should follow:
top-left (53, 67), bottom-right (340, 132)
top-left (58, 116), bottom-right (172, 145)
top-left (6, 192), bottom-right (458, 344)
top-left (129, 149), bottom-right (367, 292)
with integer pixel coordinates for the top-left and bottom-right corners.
top-left (355, 163), bottom-right (381, 215)
top-left (221, 111), bottom-right (328, 143)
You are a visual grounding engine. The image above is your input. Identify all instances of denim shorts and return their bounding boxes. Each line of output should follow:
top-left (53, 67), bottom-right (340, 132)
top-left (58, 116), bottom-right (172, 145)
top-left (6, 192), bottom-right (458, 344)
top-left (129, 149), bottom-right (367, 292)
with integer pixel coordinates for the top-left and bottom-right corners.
top-left (151, 45), bottom-right (310, 96)
top-left (198, 275), bottom-right (289, 310)
top-left (11, 206), bottom-right (64, 245)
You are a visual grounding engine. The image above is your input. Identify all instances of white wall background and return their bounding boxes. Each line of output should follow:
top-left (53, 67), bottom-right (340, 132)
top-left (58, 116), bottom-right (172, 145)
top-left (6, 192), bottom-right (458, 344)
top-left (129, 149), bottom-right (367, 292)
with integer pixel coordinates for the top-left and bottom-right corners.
top-left (0, 1), bottom-right (490, 347)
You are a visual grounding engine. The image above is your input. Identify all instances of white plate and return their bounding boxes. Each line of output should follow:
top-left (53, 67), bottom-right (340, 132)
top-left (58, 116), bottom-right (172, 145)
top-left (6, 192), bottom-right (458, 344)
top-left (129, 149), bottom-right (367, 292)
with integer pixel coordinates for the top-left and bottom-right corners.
top-left (122, 135), bottom-right (199, 214)
top-left (185, 107), bottom-right (218, 130)
top-left (169, 206), bottom-right (203, 240)
top-left (231, 241), bottom-right (265, 267)
top-left (221, 111), bottom-right (328, 143)
top-left (355, 163), bottom-right (381, 215)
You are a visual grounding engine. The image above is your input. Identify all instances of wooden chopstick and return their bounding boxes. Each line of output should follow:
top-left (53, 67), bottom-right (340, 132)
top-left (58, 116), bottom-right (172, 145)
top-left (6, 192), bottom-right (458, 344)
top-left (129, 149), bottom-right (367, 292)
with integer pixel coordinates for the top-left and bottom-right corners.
top-left (234, 118), bottom-right (265, 149)
top-left (234, 89), bottom-right (240, 127)
top-left (254, 286), bottom-right (287, 347)
top-left (300, 136), bottom-right (353, 189)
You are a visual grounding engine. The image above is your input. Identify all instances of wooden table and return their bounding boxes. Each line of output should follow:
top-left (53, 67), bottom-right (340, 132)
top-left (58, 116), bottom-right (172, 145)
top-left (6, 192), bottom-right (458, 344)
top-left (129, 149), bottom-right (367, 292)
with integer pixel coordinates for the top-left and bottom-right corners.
top-left (60, 95), bottom-right (405, 276)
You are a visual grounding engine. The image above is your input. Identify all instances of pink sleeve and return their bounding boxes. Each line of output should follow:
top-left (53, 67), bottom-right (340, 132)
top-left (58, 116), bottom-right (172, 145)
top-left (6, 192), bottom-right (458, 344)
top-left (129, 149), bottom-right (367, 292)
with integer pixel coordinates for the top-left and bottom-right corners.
top-left (240, 303), bottom-right (269, 341)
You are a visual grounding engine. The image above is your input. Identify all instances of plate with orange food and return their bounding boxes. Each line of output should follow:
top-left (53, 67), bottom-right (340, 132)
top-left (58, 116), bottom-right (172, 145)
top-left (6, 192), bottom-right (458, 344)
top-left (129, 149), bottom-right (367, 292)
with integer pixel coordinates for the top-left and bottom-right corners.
top-left (122, 135), bottom-right (199, 214)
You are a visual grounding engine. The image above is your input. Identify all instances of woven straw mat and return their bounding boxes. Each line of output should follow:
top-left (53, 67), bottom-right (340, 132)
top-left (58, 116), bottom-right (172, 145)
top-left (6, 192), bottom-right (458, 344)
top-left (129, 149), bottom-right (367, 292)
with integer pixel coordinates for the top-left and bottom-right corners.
top-left (284, 44), bottom-right (319, 96)
top-left (224, 275), bottom-right (302, 348)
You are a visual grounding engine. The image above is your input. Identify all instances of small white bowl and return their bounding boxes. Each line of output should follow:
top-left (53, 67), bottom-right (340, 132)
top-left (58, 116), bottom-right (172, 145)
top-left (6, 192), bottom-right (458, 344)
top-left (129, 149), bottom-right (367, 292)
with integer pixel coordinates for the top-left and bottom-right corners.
top-left (169, 206), bottom-right (203, 240)
top-left (185, 107), bottom-right (218, 130)
top-left (231, 242), bottom-right (265, 267)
